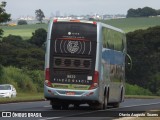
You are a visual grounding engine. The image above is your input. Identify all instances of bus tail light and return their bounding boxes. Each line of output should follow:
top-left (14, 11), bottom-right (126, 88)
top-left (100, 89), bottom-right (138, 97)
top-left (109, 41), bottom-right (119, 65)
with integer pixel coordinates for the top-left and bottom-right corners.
top-left (93, 21), bottom-right (97, 25)
top-left (89, 71), bottom-right (99, 89)
top-left (45, 68), bottom-right (52, 87)
top-left (53, 19), bottom-right (58, 22)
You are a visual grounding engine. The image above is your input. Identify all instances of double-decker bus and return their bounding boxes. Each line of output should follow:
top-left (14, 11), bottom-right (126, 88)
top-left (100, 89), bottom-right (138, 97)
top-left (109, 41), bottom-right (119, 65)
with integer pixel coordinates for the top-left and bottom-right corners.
top-left (44, 19), bottom-right (126, 110)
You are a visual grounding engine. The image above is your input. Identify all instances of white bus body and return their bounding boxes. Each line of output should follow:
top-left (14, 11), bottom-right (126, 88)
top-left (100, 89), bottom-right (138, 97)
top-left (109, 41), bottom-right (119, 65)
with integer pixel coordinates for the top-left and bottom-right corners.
top-left (44, 19), bottom-right (126, 110)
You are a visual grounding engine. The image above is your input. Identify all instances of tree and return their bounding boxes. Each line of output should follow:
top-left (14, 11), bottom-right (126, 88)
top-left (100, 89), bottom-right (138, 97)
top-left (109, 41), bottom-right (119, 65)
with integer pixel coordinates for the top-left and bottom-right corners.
top-left (126, 26), bottom-right (160, 95)
top-left (0, 35), bottom-right (45, 70)
top-left (141, 7), bottom-right (157, 17)
top-left (156, 9), bottom-right (160, 15)
top-left (127, 7), bottom-right (157, 17)
top-left (29, 28), bottom-right (47, 47)
top-left (0, 1), bottom-right (11, 38)
top-left (17, 20), bottom-right (27, 25)
top-left (0, 29), bottom-right (3, 39)
top-left (35, 9), bottom-right (45, 23)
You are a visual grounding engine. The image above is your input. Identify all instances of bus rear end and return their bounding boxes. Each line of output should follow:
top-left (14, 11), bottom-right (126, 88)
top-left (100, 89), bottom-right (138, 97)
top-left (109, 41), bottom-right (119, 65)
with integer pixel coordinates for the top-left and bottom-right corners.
top-left (44, 19), bottom-right (99, 109)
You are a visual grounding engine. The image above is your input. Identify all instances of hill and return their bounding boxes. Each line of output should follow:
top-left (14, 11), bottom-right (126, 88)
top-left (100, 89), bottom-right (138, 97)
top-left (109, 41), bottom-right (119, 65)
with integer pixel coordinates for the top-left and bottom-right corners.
top-left (1, 23), bottom-right (47, 40)
top-left (102, 17), bottom-right (160, 32)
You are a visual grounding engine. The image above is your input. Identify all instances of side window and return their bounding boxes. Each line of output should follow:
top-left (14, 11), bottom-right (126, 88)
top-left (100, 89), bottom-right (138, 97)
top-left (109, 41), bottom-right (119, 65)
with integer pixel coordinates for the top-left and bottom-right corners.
top-left (102, 28), bottom-right (107, 48)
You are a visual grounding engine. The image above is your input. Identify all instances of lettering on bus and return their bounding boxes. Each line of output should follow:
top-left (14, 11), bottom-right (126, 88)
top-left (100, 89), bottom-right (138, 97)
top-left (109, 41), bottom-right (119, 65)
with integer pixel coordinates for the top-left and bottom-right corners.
top-left (53, 78), bottom-right (90, 84)
top-left (67, 75), bottom-right (76, 79)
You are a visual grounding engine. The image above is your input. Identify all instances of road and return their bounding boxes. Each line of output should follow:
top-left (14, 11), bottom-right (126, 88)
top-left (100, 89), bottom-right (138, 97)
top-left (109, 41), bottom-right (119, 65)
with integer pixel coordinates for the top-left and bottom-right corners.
top-left (0, 98), bottom-right (160, 120)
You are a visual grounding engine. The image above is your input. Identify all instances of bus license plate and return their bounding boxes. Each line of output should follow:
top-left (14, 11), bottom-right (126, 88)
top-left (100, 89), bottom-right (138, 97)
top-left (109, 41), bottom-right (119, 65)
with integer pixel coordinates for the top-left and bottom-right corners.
top-left (66, 92), bottom-right (75, 95)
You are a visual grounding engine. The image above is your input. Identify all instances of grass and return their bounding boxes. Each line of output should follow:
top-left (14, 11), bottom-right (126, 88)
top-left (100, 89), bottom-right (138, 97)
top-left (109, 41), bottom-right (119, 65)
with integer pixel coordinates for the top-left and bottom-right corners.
top-left (1, 23), bottom-right (48, 40)
top-left (102, 17), bottom-right (160, 32)
top-left (0, 92), bottom-right (44, 104)
top-left (125, 95), bottom-right (160, 99)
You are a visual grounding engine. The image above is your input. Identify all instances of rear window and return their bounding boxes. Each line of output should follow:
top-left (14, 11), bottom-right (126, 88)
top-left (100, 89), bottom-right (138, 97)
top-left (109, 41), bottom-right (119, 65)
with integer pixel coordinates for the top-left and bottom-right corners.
top-left (51, 22), bottom-right (97, 42)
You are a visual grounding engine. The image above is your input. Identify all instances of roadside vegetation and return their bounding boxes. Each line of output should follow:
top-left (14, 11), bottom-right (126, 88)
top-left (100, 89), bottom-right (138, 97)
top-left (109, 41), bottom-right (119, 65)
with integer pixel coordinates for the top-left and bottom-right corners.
top-left (0, 24), bottom-right (48, 40)
top-left (0, 92), bottom-right (44, 104)
top-left (0, 66), bottom-right (44, 93)
top-left (126, 26), bottom-right (160, 96)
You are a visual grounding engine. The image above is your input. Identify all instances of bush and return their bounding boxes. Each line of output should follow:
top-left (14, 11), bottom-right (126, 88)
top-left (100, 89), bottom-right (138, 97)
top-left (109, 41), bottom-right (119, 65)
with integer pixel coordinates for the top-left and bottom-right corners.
top-left (126, 26), bottom-right (160, 94)
top-left (22, 68), bottom-right (44, 92)
top-left (0, 66), bottom-right (44, 93)
top-left (125, 83), bottom-right (153, 95)
top-left (17, 20), bottom-right (28, 25)
top-left (29, 28), bottom-right (47, 47)
top-left (148, 72), bottom-right (160, 95)
top-left (0, 35), bottom-right (45, 70)
top-left (0, 64), bottom-right (4, 79)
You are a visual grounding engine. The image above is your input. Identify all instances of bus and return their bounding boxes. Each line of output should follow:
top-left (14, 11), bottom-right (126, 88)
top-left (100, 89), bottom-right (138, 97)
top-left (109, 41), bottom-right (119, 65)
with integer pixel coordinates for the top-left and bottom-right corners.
top-left (44, 19), bottom-right (126, 110)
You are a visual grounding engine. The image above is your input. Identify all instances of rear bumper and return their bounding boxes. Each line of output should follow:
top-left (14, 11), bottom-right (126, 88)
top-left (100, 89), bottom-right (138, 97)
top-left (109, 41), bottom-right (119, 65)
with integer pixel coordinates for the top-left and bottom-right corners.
top-left (44, 85), bottom-right (99, 102)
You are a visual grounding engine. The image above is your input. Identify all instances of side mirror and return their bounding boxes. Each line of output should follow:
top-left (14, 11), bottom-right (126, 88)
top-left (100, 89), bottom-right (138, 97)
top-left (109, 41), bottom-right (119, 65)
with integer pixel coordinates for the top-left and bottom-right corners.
top-left (126, 54), bottom-right (132, 71)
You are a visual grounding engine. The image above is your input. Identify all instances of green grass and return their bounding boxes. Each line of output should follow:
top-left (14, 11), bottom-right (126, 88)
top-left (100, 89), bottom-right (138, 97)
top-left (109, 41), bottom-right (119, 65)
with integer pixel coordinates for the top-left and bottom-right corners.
top-left (0, 93), bottom-right (44, 104)
top-left (1, 23), bottom-right (48, 40)
top-left (125, 95), bottom-right (160, 99)
top-left (0, 66), bottom-right (44, 93)
top-left (125, 83), bottom-right (153, 96)
top-left (102, 17), bottom-right (160, 32)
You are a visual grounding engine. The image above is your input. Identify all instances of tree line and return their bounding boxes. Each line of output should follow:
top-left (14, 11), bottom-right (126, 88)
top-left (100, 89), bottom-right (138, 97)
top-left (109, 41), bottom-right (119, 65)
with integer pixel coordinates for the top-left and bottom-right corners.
top-left (126, 26), bottom-right (160, 95)
top-left (0, 29), bottom-right (47, 70)
top-left (127, 7), bottom-right (160, 17)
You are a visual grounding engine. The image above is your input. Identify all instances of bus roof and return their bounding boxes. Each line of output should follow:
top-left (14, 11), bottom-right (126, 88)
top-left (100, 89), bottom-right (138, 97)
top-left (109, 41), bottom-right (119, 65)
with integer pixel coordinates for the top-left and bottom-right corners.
top-left (52, 19), bottom-right (97, 24)
top-left (51, 19), bottom-right (125, 34)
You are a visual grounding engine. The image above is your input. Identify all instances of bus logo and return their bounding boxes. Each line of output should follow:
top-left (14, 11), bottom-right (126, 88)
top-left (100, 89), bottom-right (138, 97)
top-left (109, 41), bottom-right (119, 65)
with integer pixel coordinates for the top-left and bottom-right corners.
top-left (68, 32), bottom-right (71, 35)
top-left (67, 41), bottom-right (79, 53)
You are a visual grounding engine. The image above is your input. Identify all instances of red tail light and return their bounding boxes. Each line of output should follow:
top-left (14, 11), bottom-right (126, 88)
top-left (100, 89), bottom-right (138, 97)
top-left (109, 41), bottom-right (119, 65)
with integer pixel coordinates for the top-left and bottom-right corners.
top-left (93, 21), bottom-right (97, 25)
top-left (45, 68), bottom-right (50, 80)
top-left (89, 71), bottom-right (99, 89)
top-left (45, 68), bottom-right (52, 87)
top-left (53, 19), bottom-right (58, 22)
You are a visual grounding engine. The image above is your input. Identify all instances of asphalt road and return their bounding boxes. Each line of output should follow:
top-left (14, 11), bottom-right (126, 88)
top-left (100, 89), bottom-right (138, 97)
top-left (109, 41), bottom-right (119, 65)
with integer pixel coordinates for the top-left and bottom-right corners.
top-left (0, 98), bottom-right (160, 120)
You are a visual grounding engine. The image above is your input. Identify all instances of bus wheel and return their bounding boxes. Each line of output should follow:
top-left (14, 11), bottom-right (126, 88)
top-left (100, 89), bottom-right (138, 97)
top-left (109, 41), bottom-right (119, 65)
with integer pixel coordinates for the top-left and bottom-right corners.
top-left (74, 104), bottom-right (79, 109)
top-left (103, 94), bottom-right (108, 109)
top-left (62, 104), bottom-right (69, 110)
top-left (112, 102), bottom-right (120, 108)
top-left (52, 104), bottom-right (61, 110)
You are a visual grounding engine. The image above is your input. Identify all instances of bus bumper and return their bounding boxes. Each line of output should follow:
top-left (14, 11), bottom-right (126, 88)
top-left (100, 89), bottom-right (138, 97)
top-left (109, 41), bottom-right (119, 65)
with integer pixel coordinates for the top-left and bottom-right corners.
top-left (44, 85), bottom-right (99, 102)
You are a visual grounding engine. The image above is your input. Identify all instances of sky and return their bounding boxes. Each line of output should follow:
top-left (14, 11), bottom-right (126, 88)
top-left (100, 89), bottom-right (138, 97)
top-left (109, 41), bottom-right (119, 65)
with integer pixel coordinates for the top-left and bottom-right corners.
top-left (1, 0), bottom-right (160, 19)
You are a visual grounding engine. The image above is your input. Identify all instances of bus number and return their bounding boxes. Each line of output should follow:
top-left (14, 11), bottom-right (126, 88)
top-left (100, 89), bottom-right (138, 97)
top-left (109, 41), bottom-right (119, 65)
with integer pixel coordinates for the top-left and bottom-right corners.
top-left (67, 75), bottom-right (76, 79)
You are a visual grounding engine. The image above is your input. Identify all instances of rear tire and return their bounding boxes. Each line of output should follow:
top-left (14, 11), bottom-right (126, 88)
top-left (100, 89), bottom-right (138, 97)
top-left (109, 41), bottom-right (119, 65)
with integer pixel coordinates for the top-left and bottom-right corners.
top-left (52, 105), bottom-right (61, 110)
top-left (89, 94), bottom-right (108, 110)
top-left (74, 104), bottom-right (79, 109)
top-left (112, 102), bottom-right (120, 108)
top-left (62, 104), bottom-right (69, 110)
top-left (51, 100), bottom-right (62, 110)
top-left (103, 94), bottom-right (108, 109)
